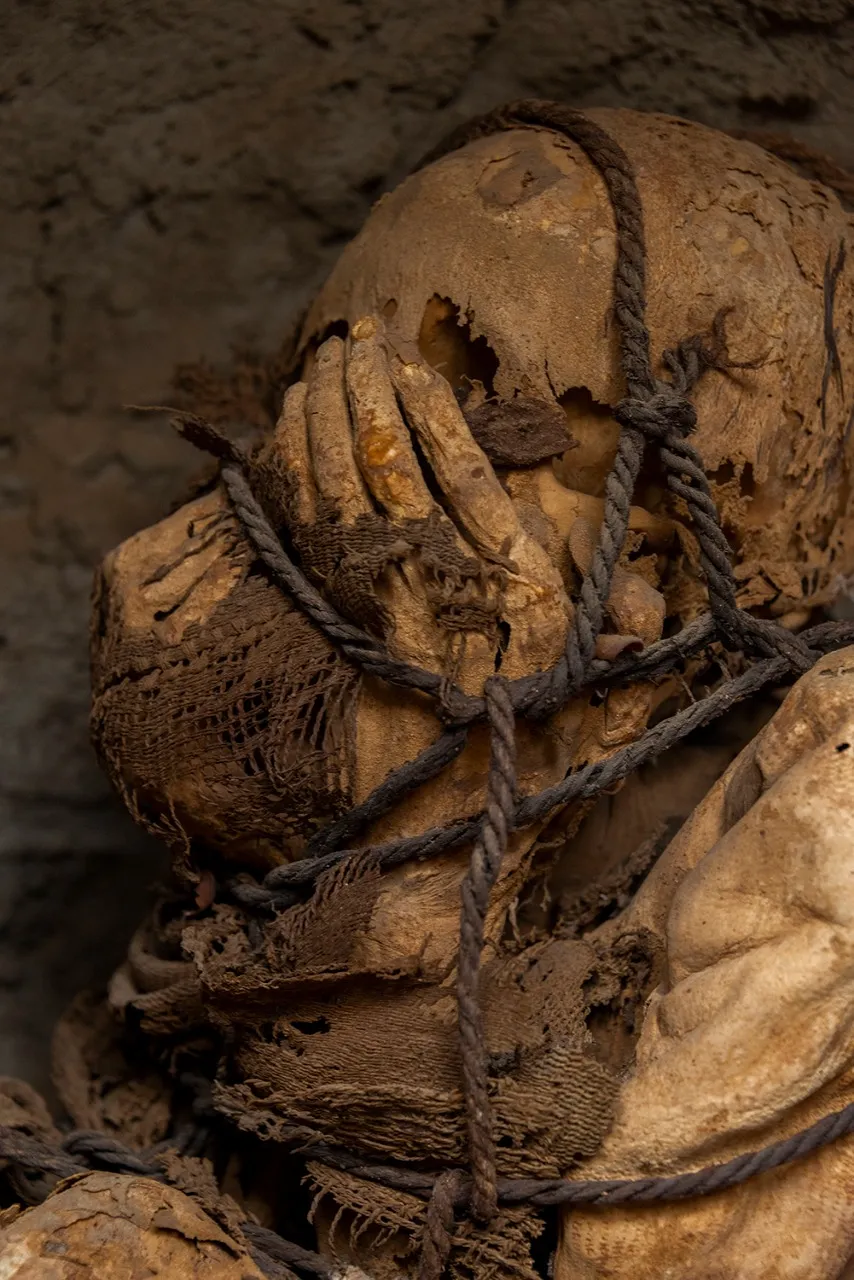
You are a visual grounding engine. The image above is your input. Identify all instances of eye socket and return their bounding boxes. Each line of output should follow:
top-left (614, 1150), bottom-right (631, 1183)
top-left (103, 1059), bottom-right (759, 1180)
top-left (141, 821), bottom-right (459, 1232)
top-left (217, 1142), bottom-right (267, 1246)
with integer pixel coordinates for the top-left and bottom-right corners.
top-left (417, 294), bottom-right (498, 399)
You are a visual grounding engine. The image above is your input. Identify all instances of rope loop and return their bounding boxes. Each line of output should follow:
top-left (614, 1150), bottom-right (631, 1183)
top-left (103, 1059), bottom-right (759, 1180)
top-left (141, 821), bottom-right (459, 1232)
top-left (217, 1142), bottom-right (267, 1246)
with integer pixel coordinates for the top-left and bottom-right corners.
top-left (614, 385), bottom-right (698, 439)
top-left (46, 100), bottom-right (854, 1280)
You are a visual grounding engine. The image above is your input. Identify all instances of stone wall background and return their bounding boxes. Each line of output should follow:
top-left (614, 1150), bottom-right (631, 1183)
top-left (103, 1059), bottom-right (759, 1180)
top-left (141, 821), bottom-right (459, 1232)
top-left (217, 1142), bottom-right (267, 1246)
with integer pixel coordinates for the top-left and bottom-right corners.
top-left (2, 0), bottom-right (852, 1089)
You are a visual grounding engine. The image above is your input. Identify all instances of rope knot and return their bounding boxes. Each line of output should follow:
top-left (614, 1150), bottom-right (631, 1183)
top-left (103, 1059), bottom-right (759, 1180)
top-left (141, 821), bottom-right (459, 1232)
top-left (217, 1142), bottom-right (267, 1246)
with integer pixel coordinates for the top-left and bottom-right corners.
top-left (739, 615), bottom-right (817, 676)
top-left (437, 679), bottom-right (481, 728)
top-left (614, 386), bottom-right (697, 441)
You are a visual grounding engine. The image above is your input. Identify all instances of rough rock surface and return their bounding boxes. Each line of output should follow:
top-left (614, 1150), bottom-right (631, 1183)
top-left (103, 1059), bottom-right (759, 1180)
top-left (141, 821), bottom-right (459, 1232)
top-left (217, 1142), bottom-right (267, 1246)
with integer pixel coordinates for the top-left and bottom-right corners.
top-left (2, 0), bottom-right (853, 1089)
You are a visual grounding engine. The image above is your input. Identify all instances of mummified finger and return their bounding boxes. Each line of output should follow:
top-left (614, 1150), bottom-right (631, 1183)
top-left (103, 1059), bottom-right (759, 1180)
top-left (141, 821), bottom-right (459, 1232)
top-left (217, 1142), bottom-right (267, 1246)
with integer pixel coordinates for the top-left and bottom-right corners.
top-left (346, 316), bottom-right (435, 521)
top-left (389, 351), bottom-right (524, 565)
top-left (346, 315), bottom-right (503, 665)
top-left (390, 351), bottom-right (571, 675)
top-left (307, 335), bottom-right (373, 520)
top-left (268, 380), bottom-right (317, 525)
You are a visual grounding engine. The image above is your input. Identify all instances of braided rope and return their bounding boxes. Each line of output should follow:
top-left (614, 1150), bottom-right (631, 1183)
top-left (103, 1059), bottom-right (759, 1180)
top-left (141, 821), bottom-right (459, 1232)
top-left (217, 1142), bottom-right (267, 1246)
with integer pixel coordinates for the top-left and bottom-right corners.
top-left (22, 101), bottom-right (852, 1280)
top-left (244, 617), bottom-right (854, 904)
top-left (7, 1101), bottom-right (854, 1277)
top-left (62, 1129), bottom-right (159, 1176)
top-left (457, 679), bottom-right (516, 1222)
top-left (216, 101), bottom-right (854, 1273)
top-left (303, 1098), bottom-right (854, 1210)
top-left (419, 1171), bottom-right (464, 1280)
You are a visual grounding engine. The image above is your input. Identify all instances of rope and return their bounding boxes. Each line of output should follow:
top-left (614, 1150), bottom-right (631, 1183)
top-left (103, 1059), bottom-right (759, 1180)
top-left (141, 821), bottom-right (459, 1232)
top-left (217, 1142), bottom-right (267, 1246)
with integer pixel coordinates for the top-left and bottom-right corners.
top-left (419, 1171), bottom-right (464, 1280)
top-left (18, 100), bottom-right (854, 1280)
top-left (304, 1098), bottom-right (854, 1209)
top-left (5, 1101), bottom-right (854, 1275)
top-left (242, 617), bottom-right (854, 904)
top-left (0, 1125), bottom-right (328, 1280)
top-left (457, 679), bottom-right (516, 1222)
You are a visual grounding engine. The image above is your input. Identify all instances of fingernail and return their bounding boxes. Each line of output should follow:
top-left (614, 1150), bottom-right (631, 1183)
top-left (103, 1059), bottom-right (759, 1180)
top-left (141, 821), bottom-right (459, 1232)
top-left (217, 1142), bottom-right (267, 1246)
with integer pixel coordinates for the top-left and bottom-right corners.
top-left (352, 316), bottom-right (378, 341)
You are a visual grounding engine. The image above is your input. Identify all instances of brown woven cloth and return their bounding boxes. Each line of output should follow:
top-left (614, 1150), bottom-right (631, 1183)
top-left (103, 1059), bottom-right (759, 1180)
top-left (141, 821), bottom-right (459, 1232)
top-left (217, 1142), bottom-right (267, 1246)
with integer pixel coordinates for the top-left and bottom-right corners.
top-left (90, 505), bottom-right (361, 874)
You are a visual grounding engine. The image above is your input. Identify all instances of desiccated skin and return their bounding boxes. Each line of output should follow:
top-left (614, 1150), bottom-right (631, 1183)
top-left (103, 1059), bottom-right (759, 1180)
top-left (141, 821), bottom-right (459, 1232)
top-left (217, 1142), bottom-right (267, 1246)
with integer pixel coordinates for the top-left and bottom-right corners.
top-left (89, 109), bottom-right (854, 1278)
top-left (559, 647), bottom-right (854, 1280)
top-left (0, 1172), bottom-right (265, 1280)
top-left (310, 110), bottom-right (854, 617)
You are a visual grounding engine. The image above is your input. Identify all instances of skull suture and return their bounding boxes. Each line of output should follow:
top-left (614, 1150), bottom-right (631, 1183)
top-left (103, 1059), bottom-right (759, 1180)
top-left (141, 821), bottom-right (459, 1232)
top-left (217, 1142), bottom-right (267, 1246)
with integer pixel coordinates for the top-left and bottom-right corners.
top-left (89, 108), bottom-right (854, 1279)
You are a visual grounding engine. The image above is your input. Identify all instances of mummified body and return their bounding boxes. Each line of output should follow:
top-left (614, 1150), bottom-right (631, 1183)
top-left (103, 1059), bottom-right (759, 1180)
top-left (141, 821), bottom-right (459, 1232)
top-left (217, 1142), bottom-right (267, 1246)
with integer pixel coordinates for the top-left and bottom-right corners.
top-left (85, 108), bottom-right (854, 1278)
